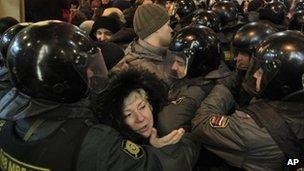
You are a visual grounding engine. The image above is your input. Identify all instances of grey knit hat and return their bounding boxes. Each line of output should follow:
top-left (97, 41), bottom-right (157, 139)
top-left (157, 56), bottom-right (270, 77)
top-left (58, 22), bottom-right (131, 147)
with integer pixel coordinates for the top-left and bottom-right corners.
top-left (133, 4), bottom-right (170, 39)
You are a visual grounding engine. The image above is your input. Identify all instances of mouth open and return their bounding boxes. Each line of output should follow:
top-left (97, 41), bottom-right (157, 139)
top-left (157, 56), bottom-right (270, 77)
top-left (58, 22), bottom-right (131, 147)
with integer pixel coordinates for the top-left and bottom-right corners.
top-left (138, 125), bottom-right (149, 133)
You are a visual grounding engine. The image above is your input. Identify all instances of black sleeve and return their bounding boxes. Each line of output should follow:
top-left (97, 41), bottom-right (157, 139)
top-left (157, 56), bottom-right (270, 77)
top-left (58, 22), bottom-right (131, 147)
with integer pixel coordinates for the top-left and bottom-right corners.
top-left (77, 124), bottom-right (199, 171)
top-left (144, 133), bottom-right (201, 171)
top-left (157, 85), bottom-right (207, 136)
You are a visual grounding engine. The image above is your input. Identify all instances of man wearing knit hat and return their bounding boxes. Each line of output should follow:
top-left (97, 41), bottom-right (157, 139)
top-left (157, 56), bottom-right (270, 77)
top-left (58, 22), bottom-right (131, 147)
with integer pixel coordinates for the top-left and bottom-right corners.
top-left (112, 3), bottom-right (173, 84)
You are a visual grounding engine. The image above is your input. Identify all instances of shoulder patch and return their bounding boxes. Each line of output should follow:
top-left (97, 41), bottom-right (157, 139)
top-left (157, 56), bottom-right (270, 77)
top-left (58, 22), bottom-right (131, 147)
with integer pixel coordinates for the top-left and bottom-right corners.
top-left (122, 140), bottom-right (144, 159)
top-left (224, 50), bottom-right (233, 61)
top-left (210, 116), bottom-right (229, 128)
top-left (171, 97), bottom-right (186, 105)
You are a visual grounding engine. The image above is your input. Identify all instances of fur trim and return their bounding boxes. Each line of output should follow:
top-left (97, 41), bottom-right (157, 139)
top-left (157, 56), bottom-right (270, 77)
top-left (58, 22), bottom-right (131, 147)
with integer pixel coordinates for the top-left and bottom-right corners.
top-left (92, 68), bottom-right (168, 142)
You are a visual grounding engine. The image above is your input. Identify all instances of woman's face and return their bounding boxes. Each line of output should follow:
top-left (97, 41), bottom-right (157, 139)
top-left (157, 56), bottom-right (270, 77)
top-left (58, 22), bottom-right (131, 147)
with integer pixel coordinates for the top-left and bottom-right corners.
top-left (95, 28), bottom-right (112, 42)
top-left (123, 91), bottom-right (154, 138)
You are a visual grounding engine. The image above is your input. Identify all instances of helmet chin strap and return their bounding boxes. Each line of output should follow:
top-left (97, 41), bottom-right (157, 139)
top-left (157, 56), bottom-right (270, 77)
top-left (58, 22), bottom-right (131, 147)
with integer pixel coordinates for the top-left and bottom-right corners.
top-left (302, 73), bottom-right (304, 88)
top-left (281, 89), bottom-right (304, 101)
top-left (282, 74), bottom-right (304, 102)
top-left (281, 74), bottom-right (304, 101)
top-left (183, 49), bottom-right (191, 76)
top-left (183, 41), bottom-right (198, 76)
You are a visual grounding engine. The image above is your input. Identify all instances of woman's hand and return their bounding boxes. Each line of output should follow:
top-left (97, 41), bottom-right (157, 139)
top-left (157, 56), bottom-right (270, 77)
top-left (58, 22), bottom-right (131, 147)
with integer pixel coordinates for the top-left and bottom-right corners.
top-left (149, 128), bottom-right (185, 148)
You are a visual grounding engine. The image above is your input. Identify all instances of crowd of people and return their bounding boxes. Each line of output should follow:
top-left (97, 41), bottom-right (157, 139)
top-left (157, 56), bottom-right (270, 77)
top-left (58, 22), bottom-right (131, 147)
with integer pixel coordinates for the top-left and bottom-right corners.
top-left (0, 0), bottom-right (303, 170)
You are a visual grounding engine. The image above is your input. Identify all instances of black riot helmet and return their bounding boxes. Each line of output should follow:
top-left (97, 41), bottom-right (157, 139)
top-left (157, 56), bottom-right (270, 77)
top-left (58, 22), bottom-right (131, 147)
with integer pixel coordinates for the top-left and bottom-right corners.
top-left (295, 1), bottom-right (304, 12)
top-left (266, 0), bottom-right (290, 10)
top-left (289, 10), bottom-right (304, 32)
top-left (0, 22), bottom-right (32, 62)
top-left (197, 0), bottom-right (207, 9)
top-left (247, 0), bottom-right (265, 12)
top-left (191, 10), bottom-right (220, 31)
top-left (232, 22), bottom-right (278, 55)
top-left (211, 1), bottom-right (238, 29)
top-left (167, 25), bottom-right (221, 79)
top-left (0, 17), bottom-right (19, 36)
top-left (258, 1), bottom-right (287, 25)
top-left (275, 0), bottom-right (290, 10)
top-left (243, 30), bottom-right (304, 101)
top-left (7, 20), bottom-right (108, 103)
top-left (176, 0), bottom-right (197, 18)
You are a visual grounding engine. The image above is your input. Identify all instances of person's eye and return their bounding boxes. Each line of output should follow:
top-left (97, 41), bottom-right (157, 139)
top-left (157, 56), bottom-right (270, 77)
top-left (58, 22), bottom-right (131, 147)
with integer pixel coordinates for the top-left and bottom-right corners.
top-left (139, 104), bottom-right (146, 110)
top-left (124, 113), bottom-right (131, 118)
top-left (104, 32), bottom-right (112, 36)
top-left (177, 60), bottom-right (184, 66)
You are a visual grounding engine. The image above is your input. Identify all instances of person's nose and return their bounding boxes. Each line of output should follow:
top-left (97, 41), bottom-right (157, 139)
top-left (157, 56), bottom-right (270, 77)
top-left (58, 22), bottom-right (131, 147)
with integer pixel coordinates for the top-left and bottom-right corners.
top-left (171, 61), bottom-right (178, 71)
top-left (236, 53), bottom-right (242, 60)
top-left (236, 53), bottom-right (245, 63)
top-left (169, 26), bottom-right (173, 34)
top-left (134, 111), bottom-right (145, 123)
top-left (99, 33), bottom-right (106, 41)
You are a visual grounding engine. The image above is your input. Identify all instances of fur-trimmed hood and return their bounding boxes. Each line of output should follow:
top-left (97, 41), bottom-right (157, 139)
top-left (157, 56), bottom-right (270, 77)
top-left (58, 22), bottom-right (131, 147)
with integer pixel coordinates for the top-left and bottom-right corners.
top-left (92, 68), bottom-right (168, 143)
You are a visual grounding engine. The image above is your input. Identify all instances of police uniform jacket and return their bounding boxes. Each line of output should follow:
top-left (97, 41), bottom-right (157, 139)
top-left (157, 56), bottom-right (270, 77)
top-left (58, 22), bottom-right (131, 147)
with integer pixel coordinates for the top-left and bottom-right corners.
top-left (157, 63), bottom-right (232, 136)
top-left (192, 84), bottom-right (287, 170)
top-left (228, 70), bottom-right (252, 108)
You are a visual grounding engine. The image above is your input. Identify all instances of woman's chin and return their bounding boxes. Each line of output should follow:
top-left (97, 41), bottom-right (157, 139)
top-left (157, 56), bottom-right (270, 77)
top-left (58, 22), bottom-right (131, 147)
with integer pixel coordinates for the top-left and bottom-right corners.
top-left (141, 129), bottom-right (152, 138)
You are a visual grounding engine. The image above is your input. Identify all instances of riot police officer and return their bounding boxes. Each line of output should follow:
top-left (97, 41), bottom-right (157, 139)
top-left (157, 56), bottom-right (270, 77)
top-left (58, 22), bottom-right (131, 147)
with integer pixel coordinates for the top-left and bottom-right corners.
top-left (212, 0), bottom-right (245, 70)
top-left (231, 21), bottom-right (278, 107)
top-left (258, 1), bottom-right (288, 30)
top-left (0, 22), bottom-right (32, 95)
top-left (191, 9), bottom-right (220, 32)
top-left (0, 20), bottom-right (200, 171)
top-left (0, 17), bottom-right (19, 94)
top-left (157, 25), bottom-right (236, 170)
top-left (211, 0), bottom-right (243, 34)
top-left (157, 25), bottom-right (231, 136)
top-left (192, 30), bottom-right (304, 170)
top-left (172, 0), bottom-right (198, 31)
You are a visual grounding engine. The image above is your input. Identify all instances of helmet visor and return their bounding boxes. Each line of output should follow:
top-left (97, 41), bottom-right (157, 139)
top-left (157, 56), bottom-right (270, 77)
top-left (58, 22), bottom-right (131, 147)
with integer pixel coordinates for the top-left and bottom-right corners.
top-left (243, 54), bottom-right (281, 96)
top-left (165, 50), bottom-right (190, 80)
top-left (75, 47), bottom-right (108, 94)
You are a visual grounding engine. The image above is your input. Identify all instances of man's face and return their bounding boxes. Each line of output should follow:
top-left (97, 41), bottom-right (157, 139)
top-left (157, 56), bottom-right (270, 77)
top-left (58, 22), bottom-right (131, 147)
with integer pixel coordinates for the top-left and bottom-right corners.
top-left (95, 28), bottom-right (113, 42)
top-left (171, 56), bottom-right (187, 79)
top-left (235, 51), bottom-right (251, 70)
top-left (157, 22), bottom-right (173, 47)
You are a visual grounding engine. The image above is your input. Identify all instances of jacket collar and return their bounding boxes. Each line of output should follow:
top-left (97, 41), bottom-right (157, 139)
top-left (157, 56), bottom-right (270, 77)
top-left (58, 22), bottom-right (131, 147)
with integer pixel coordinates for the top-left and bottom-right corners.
top-left (125, 39), bottom-right (167, 61)
top-left (138, 39), bottom-right (167, 56)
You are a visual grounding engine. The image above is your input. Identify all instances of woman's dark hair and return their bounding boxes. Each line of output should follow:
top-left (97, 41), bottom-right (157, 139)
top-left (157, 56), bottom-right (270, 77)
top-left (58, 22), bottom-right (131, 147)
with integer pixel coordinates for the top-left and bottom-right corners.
top-left (91, 68), bottom-right (168, 143)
